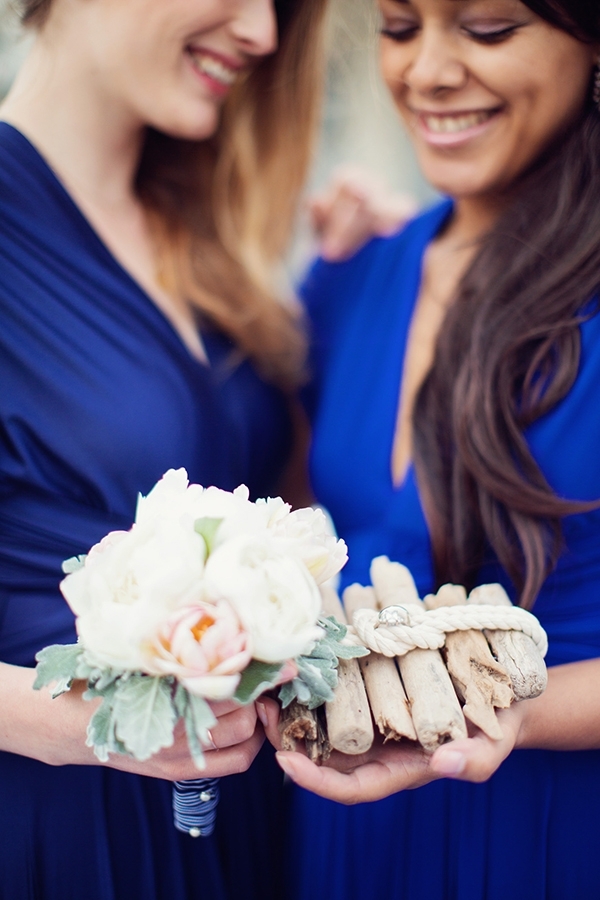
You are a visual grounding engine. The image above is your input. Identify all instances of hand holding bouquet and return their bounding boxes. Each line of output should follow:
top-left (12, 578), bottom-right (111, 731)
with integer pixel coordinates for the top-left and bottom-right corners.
top-left (33, 469), bottom-right (360, 783)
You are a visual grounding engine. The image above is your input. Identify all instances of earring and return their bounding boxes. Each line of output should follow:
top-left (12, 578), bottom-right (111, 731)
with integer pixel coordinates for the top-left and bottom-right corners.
top-left (594, 60), bottom-right (600, 111)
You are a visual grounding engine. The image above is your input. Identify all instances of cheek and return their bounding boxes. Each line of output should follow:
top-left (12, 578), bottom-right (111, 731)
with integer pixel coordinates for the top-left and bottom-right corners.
top-left (380, 43), bottom-right (408, 106)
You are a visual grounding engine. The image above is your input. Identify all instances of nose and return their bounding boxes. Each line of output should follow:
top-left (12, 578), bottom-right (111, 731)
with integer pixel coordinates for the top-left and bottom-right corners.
top-left (230, 0), bottom-right (278, 58)
top-left (402, 26), bottom-right (468, 97)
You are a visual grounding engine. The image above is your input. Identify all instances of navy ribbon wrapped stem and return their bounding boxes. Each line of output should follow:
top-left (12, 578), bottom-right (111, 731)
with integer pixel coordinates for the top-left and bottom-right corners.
top-left (172, 778), bottom-right (220, 837)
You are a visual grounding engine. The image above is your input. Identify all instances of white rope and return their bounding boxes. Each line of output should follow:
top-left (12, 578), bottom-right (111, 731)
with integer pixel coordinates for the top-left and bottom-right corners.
top-left (351, 604), bottom-right (548, 659)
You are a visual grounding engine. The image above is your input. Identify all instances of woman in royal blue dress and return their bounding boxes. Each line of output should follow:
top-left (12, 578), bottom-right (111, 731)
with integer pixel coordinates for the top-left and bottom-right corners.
top-left (0, 1), bottom-right (329, 898)
top-left (271, 1), bottom-right (600, 897)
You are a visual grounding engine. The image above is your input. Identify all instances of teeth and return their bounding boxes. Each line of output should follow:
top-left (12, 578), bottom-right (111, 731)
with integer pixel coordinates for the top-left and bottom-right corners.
top-left (189, 52), bottom-right (237, 86)
top-left (424, 111), bottom-right (493, 134)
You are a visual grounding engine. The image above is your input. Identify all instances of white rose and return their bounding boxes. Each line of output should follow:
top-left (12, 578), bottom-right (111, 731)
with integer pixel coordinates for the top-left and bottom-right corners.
top-left (202, 534), bottom-right (324, 664)
top-left (269, 506), bottom-right (348, 585)
top-left (60, 515), bottom-right (207, 671)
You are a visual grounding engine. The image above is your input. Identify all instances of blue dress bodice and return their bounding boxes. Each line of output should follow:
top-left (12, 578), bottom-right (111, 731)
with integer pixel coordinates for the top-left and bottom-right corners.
top-left (0, 122), bottom-right (290, 900)
top-left (291, 201), bottom-right (600, 900)
top-left (304, 199), bottom-right (600, 667)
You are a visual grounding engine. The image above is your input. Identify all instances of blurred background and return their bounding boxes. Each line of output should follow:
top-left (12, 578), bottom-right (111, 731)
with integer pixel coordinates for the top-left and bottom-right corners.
top-left (0, 0), bottom-right (433, 268)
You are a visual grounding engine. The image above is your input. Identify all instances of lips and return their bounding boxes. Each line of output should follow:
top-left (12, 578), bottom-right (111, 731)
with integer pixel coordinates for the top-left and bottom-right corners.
top-left (187, 48), bottom-right (240, 89)
top-left (411, 107), bottom-right (502, 147)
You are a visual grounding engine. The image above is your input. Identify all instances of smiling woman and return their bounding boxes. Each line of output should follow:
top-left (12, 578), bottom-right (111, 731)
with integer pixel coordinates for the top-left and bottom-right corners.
top-left (274, 1), bottom-right (600, 899)
top-left (6, 0), bottom-right (326, 382)
top-left (0, 1), bottom-right (328, 899)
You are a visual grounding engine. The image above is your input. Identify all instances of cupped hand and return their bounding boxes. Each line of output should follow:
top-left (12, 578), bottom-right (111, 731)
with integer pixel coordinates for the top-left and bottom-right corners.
top-left (310, 164), bottom-right (418, 263)
top-left (260, 696), bottom-right (525, 805)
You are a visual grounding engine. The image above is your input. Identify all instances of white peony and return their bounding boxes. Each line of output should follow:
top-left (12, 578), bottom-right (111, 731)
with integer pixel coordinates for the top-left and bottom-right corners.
top-left (136, 469), bottom-right (276, 547)
top-left (60, 470), bottom-right (347, 673)
top-left (269, 505), bottom-right (348, 585)
top-left (202, 534), bottom-right (324, 664)
top-left (60, 515), bottom-right (207, 671)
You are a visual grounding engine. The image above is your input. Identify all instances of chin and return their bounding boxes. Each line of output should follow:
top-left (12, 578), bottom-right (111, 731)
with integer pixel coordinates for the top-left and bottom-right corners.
top-left (420, 160), bottom-right (505, 202)
top-left (148, 104), bottom-right (221, 143)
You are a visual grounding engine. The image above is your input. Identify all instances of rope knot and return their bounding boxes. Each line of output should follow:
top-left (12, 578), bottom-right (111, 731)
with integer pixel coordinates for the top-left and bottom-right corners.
top-left (351, 603), bottom-right (548, 659)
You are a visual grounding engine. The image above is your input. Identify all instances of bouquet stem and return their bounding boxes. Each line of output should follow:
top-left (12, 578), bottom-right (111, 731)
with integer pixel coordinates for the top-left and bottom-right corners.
top-left (172, 778), bottom-right (220, 838)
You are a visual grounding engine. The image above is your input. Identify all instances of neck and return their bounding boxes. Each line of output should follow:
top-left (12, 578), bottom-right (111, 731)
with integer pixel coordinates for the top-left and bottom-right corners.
top-left (444, 194), bottom-right (507, 250)
top-left (0, 32), bottom-right (144, 208)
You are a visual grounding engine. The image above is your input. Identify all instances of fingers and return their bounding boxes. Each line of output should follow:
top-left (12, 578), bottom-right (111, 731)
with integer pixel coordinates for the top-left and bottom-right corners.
top-left (109, 716), bottom-right (265, 781)
top-left (309, 165), bottom-right (417, 263)
top-left (430, 706), bottom-right (522, 783)
top-left (314, 192), bottom-right (372, 263)
top-left (256, 696), bottom-right (282, 750)
top-left (276, 742), bottom-right (433, 805)
top-left (197, 728), bottom-right (265, 778)
top-left (273, 705), bottom-right (522, 804)
top-left (209, 703), bottom-right (258, 751)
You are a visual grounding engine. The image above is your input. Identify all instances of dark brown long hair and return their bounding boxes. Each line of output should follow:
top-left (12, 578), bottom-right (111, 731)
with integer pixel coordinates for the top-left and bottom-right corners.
top-left (413, 0), bottom-right (600, 607)
top-left (18, 0), bottom-right (329, 387)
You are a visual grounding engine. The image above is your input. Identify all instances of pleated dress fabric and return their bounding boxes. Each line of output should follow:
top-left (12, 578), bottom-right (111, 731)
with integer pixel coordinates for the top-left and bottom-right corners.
top-left (292, 201), bottom-right (600, 900)
top-left (0, 123), bottom-right (290, 900)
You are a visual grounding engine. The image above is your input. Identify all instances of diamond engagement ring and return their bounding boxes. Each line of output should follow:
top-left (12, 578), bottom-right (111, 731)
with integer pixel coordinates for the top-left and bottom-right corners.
top-left (377, 605), bottom-right (411, 627)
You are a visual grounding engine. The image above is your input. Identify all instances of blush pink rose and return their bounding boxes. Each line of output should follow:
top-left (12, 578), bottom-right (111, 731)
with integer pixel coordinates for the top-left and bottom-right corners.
top-left (145, 600), bottom-right (252, 700)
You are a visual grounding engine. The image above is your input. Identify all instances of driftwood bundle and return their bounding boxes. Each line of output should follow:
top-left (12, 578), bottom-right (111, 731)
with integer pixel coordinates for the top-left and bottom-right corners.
top-left (280, 556), bottom-right (547, 762)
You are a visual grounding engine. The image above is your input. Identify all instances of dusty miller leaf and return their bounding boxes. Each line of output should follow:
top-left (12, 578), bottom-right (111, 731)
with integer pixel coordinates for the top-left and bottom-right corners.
top-left (278, 616), bottom-right (368, 710)
top-left (84, 683), bottom-right (129, 761)
top-left (61, 555), bottom-right (87, 574)
top-left (234, 660), bottom-right (284, 705)
top-left (33, 644), bottom-right (84, 697)
top-left (317, 616), bottom-right (369, 659)
top-left (178, 688), bottom-right (217, 770)
top-left (111, 675), bottom-right (177, 761)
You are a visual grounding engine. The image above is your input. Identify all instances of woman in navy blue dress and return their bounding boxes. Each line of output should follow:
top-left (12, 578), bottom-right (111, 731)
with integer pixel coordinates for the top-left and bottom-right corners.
top-left (0, 1), bottom-right (328, 898)
top-left (270, 1), bottom-right (600, 897)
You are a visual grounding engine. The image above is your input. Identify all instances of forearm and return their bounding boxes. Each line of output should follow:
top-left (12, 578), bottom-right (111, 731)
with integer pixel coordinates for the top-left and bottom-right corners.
top-left (0, 661), bottom-right (99, 765)
top-left (516, 657), bottom-right (600, 752)
top-left (0, 661), bottom-right (264, 778)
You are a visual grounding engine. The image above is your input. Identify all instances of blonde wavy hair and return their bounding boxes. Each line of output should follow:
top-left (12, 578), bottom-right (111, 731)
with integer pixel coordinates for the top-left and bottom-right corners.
top-left (21, 0), bottom-right (329, 386)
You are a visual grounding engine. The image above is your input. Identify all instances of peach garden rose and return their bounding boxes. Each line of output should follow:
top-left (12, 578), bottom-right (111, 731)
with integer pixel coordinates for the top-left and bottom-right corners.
top-left (145, 600), bottom-right (252, 700)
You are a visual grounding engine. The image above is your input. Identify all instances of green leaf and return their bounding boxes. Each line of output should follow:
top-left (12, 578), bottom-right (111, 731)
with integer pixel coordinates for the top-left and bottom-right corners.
top-left (86, 694), bottom-right (118, 761)
top-left (278, 681), bottom-right (297, 709)
top-left (91, 668), bottom-right (127, 692)
top-left (111, 675), bottom-right (177, 761)
top-left (315, 616), bottom-right (369, 660)
top-left (278, 657), bottom-right (337, 710)
top-left (33, 644), bottom-right (84, 696)
top-left (174, 683), bottom-right (189, 719)
top-left (194, 517), bottom-right (223, 556)
top-left (234, 660), bottom-right (284, 705)
top-left (61, 555), bottom-right (87, 574)
top-left (84, 682), bottom-right (130, 761)
top-left (279, 678), bottom-right (312, 708)
top-left (182, 691), bottom-right (217, 770)
top-left (277, 617), bottom-right (368, 711)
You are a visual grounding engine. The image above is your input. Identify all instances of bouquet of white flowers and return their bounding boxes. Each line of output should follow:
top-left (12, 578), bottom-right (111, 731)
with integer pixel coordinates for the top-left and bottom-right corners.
top-left (33, 469), bottom-right (363, 833)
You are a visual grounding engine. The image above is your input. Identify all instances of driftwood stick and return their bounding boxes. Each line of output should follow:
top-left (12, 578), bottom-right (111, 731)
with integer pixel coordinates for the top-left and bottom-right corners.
top-left (279, 701), bottom-right (331, 764)
top-left (370, 557), bottom-right (467, 753)
top-left (469, 583), bottom-right (548, 700)
top-left (320, 585), bottom-right (375, 755)
top-left (426, 584), bottom-right (513, 741)
top-left (305, 707), bottom-right (332, 763)
top-left (343, 584), bottom-right (417, 742)
top-left (280, 701), bottom-right (317, 752)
